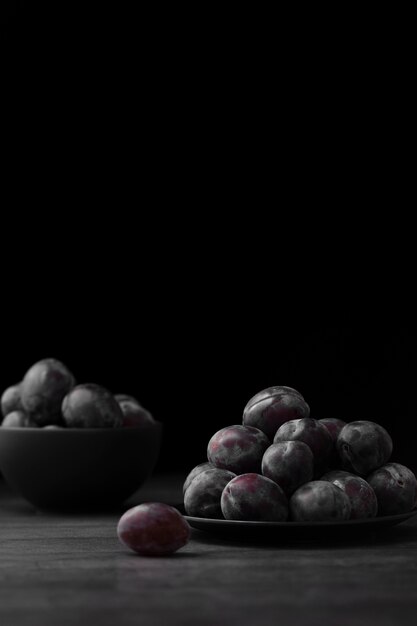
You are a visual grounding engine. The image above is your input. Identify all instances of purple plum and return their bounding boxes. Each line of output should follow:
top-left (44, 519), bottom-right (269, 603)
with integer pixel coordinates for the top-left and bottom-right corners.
top-left (290, 480), bottom-right (351, 521)
top-left (20, 358), bottom-right (75, 426)
top-left (115, 394), bottom-right (155, 428)
top-left (367, 463), bottom-right (417, 515)
top-left (1, 383), bottom-right (22, 417)
top-left (221, 473), bottom-right (288, 521)
top-left (184, 468), bottom-right (236, 518)
top-left (319, 418), bottom-right (346, 442)
top-left (262, 441), bottom-right (314, 495)
top-left (243, 386), bottom-right (310, 440)
top-left (118, 502), bottom-right (191, 556)
top-left (337, 421), bottom-right (393, 475)
top-left (207, 425), bottom-right (270, 474)
top-left (183, 462), bottom-right (214, 495)
top-left (321, 470), bottom-right (378, 519)
top-left (273, 418), bottom-right (333, 472)
top-left (62, 384), bottom-right (123, 428)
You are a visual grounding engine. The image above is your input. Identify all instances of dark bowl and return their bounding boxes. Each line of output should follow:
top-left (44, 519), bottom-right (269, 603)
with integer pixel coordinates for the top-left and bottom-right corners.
top-left (0, 423), bottom-right (162, 510)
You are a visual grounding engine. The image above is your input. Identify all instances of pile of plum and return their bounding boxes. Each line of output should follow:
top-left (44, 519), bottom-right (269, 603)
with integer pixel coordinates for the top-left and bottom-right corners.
top-left (0, 358), bottom-right (154, 429)
top-left (184, 386), bottom-right (417, 522)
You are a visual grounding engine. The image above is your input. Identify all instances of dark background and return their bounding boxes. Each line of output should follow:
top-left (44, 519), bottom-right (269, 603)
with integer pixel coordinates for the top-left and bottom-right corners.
top-left (1, 3), bottom-right (415, 475)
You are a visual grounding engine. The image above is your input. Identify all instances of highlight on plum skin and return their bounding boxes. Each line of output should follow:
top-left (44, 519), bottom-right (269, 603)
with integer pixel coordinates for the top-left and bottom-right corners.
top-left (290, 480), bottom-right (351, 522)
top-left (207, 425), bottom-right (270, 474)
top-left (321, 470), bottom-right (378, 519)
top-left (262, 441), bottom-right (314, 495)
top-left (336, 421), bottom-right (393, 476)
top-left (117, 502), bottom-right (191, 556)
top-left (367, 463), bottom-right (417, 515)
top-left (184, 468), bottom-right (236, 518)
top-left (221, 473), bottom-right (288, 521)
top-left (183, 462), bottom-right (214, 495)
top-left (243, 386), bottom-right (310, 440)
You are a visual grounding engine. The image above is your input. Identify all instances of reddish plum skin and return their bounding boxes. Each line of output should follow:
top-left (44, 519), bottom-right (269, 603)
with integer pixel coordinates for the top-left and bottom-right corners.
top-left (115, 394), bottom-right (155, 428)
top-left (62, 384), bottom-right (123, 428)
top-left (262, 441), bottom-right (314, 495)
top-left (319, 419), bottom-right (346, 442)
top-left (321, 470), bottom-right (378, 519)
top-left (1, 410), bottom-right (37, 428)
top-left (183, 462), bottom-right (214, 495)
top-left (243, 387), bottom-right (310, 440)
top-left (273, 418), bottom-right (333, 471)
top-left (117, 502), bottom-right (191, 556)
top-left (221, 473), bottom-right (288, 521)
top-left (367, 463), bottom-right (417, 515)
top-left (184, 468), bottom-right (236, 518)
top-left (290, 480), bottom-right (351, 522)
top-left (207, 425), bottom-right (270, 474)
top-left (337, 421), bottom-right (393, 476)
top-left (1, 383), bottom-right (22, 417)
top-left (21, 359), bottom-right (75, 426)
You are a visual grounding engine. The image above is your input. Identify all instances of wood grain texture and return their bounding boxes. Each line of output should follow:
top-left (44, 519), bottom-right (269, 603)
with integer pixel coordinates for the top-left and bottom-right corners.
top-left (1, 473), bottom-right (417, 626)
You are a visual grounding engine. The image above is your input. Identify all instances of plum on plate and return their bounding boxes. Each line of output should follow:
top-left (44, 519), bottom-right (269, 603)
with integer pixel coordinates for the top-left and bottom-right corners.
top-left (62, 384), bottom-right (123, 428)
top-left (221, 473), bottom-right (288, 521)
top-left (262, 441), bottom-right (314, 495)
top-left (367, 462), bottom-right (417, 515)
top-left (184, 468), bottom-right (236, 518)
top-left (182, 462), bottom-right (214, 495)
top-left (243, 386), bottom-right (310, 440)
top-left (207, 425), bottom-right (270, 474)
top-left (274, 418), bottom-right (333, 473)
top-left (290, 480), bottom-right (351, 521)
top-left (321, 470), bottom-right (377, 519)
top-left (337, 421), bottom-right (393, 475)
top-left (115, 394), bottom-right (154, 428)
top-left (118, 502), bottom-right (191, 556)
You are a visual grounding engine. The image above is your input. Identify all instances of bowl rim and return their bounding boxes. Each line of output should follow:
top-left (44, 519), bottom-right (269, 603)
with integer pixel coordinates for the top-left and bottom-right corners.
top-left (0, 421), bottom-right (162, 433)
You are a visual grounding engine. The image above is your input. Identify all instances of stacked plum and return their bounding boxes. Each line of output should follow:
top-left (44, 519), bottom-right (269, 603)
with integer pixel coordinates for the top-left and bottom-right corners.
top-left (183, 385), bottom-right (417, 522)
top-left (1, 358), bottom-right (155, 429)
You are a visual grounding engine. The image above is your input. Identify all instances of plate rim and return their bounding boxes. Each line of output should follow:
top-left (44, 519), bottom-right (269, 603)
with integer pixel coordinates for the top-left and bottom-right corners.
top-left (178, 504), bottom-right (417, 528)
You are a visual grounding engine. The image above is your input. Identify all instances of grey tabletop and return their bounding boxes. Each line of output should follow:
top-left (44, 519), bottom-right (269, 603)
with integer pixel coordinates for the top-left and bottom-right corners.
top-left (1, 473), bottom-right (416, 626)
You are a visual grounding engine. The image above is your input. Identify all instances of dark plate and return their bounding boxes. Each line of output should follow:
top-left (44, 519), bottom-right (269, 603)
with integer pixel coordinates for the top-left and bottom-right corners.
top-left (177, 505), bottom-right (417, 540)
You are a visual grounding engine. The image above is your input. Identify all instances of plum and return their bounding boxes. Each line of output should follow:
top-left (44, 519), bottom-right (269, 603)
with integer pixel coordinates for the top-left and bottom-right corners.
top-left (20, 358), bottom-right (75, 426)
top-left (221, 473), bottom-right (288, 521)
top-left (1, 383), bottom-right (22, 417)
top-left (207, 425), bottom-right (270, 474)
top-left (243, 386), bottom-right (310, 440)
top-left (183, 462), bottom-right (214, 495)
top-left (367, 463), bottom-right (417, 515)
top-left (117, 502), bottom-right (191, 556)
top-left (262, 441), bottom-right (314, 495)
top-left (184, 468), bottom-right (236, 518)
top-left (319, 418), bottom-right (346, 443)
top-left (321, 470), bottom-right (377, 519)
top-left (62, 384), bottom-right (123, 428)
top-left (1, 410), bottom-right (36, 428)
top-left (273, 418), bottom-right (333, 472)
top-left (337, 421), bottom-right (393, 475)
top-left (115, 394), bottom-right (155, 428)
top-left (290, 480), bottom-right (351, 521)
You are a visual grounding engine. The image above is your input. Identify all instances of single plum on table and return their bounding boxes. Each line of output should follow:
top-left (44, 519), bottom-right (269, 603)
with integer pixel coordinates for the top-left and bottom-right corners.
top-left (321, 470), bottom-right (377, 519)
top-left (221, 473), bottom-right (288, 521)
top-left (1, 410), bottom-right (36, 428)
top-left (273, 418), bottom-right (333, 473)
top-left (183, 462), bottom-right (214, 495)
top-left (118, 502), bottom-right (191, 556)
top-left (62, 384), bottom-right (123, 428)
top-left (184, 468), bottom-right (236, 518)
top-left (367, 463), bottom-right (417, 515)
top-left (337, 421), bottom-right (393, 475)
top-left (262, 441), bottom-right (314, 495)
top-left (243, 386), bottom-right (310, 440)
top-left (290, 480), bottom-right (351, 521)
top-left (1, 383), bottom-right (22, 417)
top-left (207, 425), bottom-right (270, 474)
top-left (20, 358), bottom-right (75, 426)
top-left (115, 394), bottom-right (155, 428)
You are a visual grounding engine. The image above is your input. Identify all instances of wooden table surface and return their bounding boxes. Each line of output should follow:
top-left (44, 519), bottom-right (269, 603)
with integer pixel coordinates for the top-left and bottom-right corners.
top-left (1, 473), bottom-right (417, 626)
